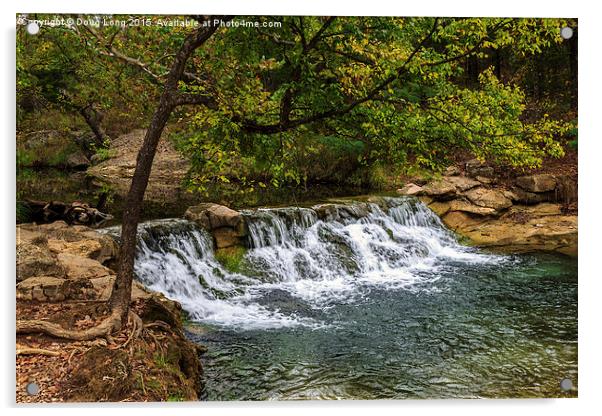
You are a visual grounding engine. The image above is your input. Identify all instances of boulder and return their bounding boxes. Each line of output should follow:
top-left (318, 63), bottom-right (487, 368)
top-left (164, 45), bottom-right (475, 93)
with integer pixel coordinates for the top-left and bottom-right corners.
top-left (185, 203), bottom-right (243, 231)
top-left (464, 187), bottom-right (513, 211)
top-left (448, 200), bottom-right (497, 216)
top-left (509, 187), bottom-right (553, 205)
top-left (65, 152), bottom-right (90, 170)
top-left (516, 174), bottom-right (557, 193)
top-left (465, 159), bottom-right (495, 178)
top-left (445, 176), bottom-right (481, 192)
top-left (57, 253), bottom-right (113, 279)
top-left (184, 203), bottom-right (247, 249)
top-left (16, 239), bottom-right (66, 282)
top-left (554, 174), bottom-right (578, 204)
top-left (397, 183), bottom-right (423, 196)
top-left (418, 179), bottom-right (457, 199)
top-left (444, 165), bottom-right (462, 176)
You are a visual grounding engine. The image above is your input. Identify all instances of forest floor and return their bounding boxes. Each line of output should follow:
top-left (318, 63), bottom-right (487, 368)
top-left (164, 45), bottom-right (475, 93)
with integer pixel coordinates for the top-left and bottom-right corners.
top-left (16, 298), bottom-right (204, 403)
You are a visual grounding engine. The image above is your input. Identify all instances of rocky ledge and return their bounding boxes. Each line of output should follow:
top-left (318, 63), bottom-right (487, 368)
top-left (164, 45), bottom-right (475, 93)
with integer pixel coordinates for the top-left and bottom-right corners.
top-left (16, 221), bottom-right (204, 402)
top-left (398, 160), bottom-right (577, 256)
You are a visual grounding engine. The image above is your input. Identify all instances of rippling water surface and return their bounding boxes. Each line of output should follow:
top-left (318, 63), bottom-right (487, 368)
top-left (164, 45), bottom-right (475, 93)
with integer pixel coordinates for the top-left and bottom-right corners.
top-left (192, 253), bottom-right (577, 400)
top-left (104, 197), bottom-right (577, 400)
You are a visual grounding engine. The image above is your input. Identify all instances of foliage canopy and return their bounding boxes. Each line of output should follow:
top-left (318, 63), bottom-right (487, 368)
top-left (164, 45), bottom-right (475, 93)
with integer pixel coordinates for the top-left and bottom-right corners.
top-left (17, 15), bottom-right (575, 194)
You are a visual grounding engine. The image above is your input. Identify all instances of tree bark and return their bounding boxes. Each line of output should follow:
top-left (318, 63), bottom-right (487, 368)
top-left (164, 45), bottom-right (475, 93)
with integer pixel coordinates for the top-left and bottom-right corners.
top-left (108, 96), bottom-right (175, 320)
top-left (79, 104), bottom-right (109, 146)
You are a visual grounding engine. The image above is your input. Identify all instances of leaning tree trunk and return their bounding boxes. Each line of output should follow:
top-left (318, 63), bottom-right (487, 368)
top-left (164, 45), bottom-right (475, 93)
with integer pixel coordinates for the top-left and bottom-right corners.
top-left (108, 96), bottom-right (174, 321)
top-left (79, 104), bottom-right (110, 146)
top-left (107, 17), bottom-right (230, 324)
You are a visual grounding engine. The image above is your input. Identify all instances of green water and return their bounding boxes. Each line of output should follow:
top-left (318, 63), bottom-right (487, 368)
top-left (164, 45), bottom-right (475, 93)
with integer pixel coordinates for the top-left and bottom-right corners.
top-left (190, 253), bottom-right (577, 400)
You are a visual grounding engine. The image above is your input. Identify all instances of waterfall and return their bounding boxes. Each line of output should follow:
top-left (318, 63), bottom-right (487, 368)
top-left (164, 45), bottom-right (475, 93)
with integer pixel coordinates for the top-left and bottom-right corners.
top-left (102, 197), bottom-right (503, 329)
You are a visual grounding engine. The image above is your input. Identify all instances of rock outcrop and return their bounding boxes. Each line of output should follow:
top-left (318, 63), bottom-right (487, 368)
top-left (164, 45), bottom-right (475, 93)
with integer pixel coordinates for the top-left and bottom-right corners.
top-left (17, 221), bottom-right (120, 299)
top-left (16, 221), bottom-right (205, 402)
top-left (184, 203), bottom-right (248, 249)
top-left (398, 166), bottom-right (577, 256)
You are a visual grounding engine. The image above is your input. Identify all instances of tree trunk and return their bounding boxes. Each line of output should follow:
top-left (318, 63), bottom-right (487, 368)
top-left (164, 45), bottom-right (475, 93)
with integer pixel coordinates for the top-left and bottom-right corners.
top-left (108, 95), bottom-right (174, 321)
top-left (108, 16), bottom-right (231, 323)
top-left (79, 104), bottom-right (109, 146)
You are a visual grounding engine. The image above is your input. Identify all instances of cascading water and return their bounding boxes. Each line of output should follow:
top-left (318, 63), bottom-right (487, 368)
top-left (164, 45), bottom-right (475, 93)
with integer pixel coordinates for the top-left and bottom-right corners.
top-left (103, 197), bottom-right (504, 329)
top-left (101, 196), bottom-right (577, 399)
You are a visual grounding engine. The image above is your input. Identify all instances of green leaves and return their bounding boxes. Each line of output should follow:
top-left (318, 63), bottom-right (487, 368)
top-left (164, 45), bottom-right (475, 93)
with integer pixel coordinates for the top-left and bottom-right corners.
top-left (18, 15), bottom-right (573, 193)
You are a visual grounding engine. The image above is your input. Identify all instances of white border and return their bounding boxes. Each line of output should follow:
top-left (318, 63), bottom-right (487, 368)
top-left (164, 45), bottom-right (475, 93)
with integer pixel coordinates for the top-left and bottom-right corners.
top-left (2, 1), bottom-right (601, 415)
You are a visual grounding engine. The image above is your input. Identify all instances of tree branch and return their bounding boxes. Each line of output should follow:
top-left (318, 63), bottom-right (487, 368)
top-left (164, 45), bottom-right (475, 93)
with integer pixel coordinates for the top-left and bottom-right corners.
top-left (242, 17), bottom-right (440, 134)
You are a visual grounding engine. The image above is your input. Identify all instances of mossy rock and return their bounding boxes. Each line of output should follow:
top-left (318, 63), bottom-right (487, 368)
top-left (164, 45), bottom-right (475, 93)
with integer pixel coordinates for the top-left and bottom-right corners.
top-left (214, 246), bottom-right (248, 274)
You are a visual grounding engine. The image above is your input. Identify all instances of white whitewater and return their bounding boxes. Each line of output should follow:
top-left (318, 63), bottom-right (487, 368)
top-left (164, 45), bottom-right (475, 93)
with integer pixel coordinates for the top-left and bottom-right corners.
top-left (103, 197), bottom-right (504, 329)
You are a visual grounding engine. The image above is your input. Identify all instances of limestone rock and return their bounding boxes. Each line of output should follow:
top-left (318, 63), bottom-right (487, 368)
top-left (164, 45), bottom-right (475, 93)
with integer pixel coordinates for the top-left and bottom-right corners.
top-left (465, 159), bottom-right (494, 178)
top-left (446, 176), bottom-right (481, 192)
top-left (509, 186), bottom-right (553, 205)
top-left (448, 200), bottom-right (497, 216)
top-left (185, 203), bottom-right (247, 249)
top-left (17, 276), bottom-right (94, 302)
top-left (17, 276), bottom-right (66, 301)
top-left (57, 253), bottom-right (112, 279)
top-left (18, 221), bottom-right (118, 264)
top-left (476, 176), bottom-right (494, 185)
top-left (464, 187), bottom-right (513, 211)
top-left (87, 130), bottom-right (192, 203)
top-left (418, 179), bottom-right (456, 199)
top-left (443, 204), bottom-right (577, 256)
top-left (442, 211), bottom-right (488, 231)
top-left (444, 165), bottom-right (461, 176)
top-left (516, 174), bottom-right (557, 193)
top-left (428, 201), bottom-right (451, 216)
top-left (185, 203), bottom-right (243, 231)
top-left (397, 183), bottom-right (423, 196)
top-left (16, 238), bottom-right (66, 282)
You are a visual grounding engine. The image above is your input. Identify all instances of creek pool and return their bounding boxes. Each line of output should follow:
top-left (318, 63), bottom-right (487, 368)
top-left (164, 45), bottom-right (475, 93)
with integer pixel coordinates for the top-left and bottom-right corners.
top-left (190, 253), bottom-right (577, 400)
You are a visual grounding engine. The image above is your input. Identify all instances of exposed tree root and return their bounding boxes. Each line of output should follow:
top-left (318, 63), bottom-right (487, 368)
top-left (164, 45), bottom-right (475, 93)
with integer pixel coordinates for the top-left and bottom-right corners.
top-left (120, 311), bottom-right (143, 348)
top-left (16, 346), bottom-right (60, 357)
top-left (16, 310), bottom-right (123, 342)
